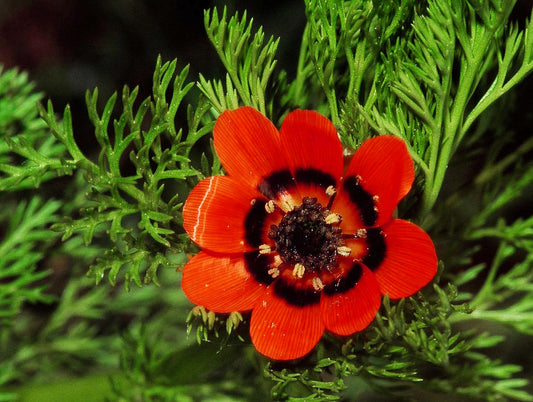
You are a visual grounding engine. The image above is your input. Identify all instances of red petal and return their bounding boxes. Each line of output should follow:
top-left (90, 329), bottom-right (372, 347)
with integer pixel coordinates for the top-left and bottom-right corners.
top-left (321, 264), bottom-right (381, 336)
top-left (181, 251), bottom-right (266, 312)
top-left (280, 110), bottom-right (343, 185)
top-left (250, 287), bottom-right (324, 360)
top-left (337, 135), bottom-right (414, 228)
top-left (183, 175), bottom-right (263, 253)
top-left (214, 107), bottom-right (289, 188)
top-left (373, 219), bottom-right (437, 299)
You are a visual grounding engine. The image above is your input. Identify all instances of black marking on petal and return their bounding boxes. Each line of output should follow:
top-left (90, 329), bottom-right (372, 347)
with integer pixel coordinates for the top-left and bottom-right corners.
top-left (244, 199), bottom-right (268, 247)
top-left (273, 277), bottom-right (321, 307)
top-left (343, 175), bottom-right (377, 226)
top-left (323, 262), bottom-right (363, 295)
top-left (362, 228), bottom-right (386, 271)
top-left (295, 167), bottom-right (336, 189)
top-left (258, 169), bottom-right (294, 199)
top-left (244, 251), bottom-right (275, 285)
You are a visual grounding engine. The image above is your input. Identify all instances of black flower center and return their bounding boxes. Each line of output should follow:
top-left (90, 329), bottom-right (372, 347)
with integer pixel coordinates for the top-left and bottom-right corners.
top-left (269, 197), bottom-right (342, 272)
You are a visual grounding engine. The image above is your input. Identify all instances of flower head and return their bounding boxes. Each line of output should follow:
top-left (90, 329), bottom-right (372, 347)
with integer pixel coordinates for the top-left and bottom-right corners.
top-left (181, 107), bottom-right (437, 360)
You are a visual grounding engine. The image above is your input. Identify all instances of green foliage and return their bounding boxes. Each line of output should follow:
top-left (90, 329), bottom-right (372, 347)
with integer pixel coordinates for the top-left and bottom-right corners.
top-left (108, 323), bottom-right (261, 401)
top-left (186, 305), bottom-right (245, 345)
top-left (0, 66), bottom-right (69, 190)
top-left (360, 0), bottom-right (533, 217)
top-left (0, 198), bottom-right (58, 325)
top-left (37, 57), bottom-right (215, 289)
top-left (0, 66), bottom-right (61, 328)
top-left (199, 7), bottom-right (280, 116)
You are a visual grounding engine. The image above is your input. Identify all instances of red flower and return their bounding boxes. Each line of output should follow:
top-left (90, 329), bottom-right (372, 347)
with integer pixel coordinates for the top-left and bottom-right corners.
top-left (181, 107), bottom-right (437, 360)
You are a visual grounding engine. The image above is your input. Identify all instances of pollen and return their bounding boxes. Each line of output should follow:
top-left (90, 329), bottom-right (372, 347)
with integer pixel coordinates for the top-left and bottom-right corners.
top-left (373, 195), bottom-right (379, 202)
top-left (325, 213), bottom-right (341, 225)
top-left (280, 199), bottom-right (295, 212)
top-left (337, 246), bottom-right (352, 257)
top-left (268, 267), bottom-right (280, 278)
top-left (293, 263), bottom-right (305, 278)
top-left (325, 185), bottom-right (336, 197)
top-left (312, 277), bottom-right (324, 291)
top-left (259, 244), bottom-right (272, 254)
top-left (356, 228), bottom-right (367, 238)
top-left (270, 196), bottom-right (344, 273)
top-left (265, 200), bottom-right (276, 214)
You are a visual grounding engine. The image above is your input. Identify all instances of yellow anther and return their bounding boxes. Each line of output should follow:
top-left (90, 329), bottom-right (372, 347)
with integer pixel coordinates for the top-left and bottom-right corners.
top-left (312, 277), bottom-right (324, 291)
top-left (337, 246), bottom-right (352, 257)
top-left (280, 199), bottom-right (295, 212)
top-left (325, 213), bottom-right (341, 225)
top-left (293, 263), bottom-right (306, 278)
top-left (265, 200), bottom-right (276, 214)
top-left (356, 228), bottom-right (367, 238)
top-left (326, 185), bottom-right (337, 197)
top-left (268, 267), bottom-right (280, 278)
top-left (259, 244), bottom-right (272, 254)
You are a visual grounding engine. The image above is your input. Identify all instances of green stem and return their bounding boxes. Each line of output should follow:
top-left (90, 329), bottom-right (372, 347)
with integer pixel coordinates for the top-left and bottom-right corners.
top-left (420, 23), bottom-right (495, 218)
top-left (475, 135), bottom-right (533, 185)
top-left (291, 25), bottom-right (311, 108)
top-left (470, 242), bottom-right (506, 308)
top-left (462, 61), bottom-right (533, 137)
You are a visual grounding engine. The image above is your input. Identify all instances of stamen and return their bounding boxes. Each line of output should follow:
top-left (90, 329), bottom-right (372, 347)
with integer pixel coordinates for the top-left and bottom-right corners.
top-left (271, 196), bottom-right (345, 274)
top-left (259, 244), bottom-right (272, 254)
top-left (265, 200), bottom-right (276, 214)
top-left (280, 199), bottom-right (295, 212)
top-left (326, 186), bottom-right (337, 209)
top-left (273, 254), bottom-right (282, 266)
top-left (337, 246), bottom-right (352, 257)
top-left (268, 267), bottom-right (280, 278)
top-left (373, 195), bottom-right (379, 202)
top-left (292, 263), bottom-right (306, 278)
top-left (356, 228), bottom-right (367, 238)
top-left (325, 213), bottom-right (342, 225)
top-left (325, 185), bottom-right (336, 197)
top-left (312, 277), bottom-right (324, 291)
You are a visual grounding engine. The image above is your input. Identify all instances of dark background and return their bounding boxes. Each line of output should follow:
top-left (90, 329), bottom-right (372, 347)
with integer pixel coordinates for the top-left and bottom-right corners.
top-left (0, 0), bottom-right (305, 133)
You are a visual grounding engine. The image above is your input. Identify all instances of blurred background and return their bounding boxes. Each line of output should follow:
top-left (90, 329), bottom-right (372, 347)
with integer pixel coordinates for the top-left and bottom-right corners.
top-left (0, 0), bottom-right (305, 153)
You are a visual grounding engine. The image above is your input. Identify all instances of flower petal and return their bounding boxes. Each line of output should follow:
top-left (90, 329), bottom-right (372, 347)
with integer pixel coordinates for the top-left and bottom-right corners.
top-left (181, 251), bottom-right (266, 312)
top-left (214, 107), bottom-right (289, 190)
top-left (336, 135), bottom-right (414, 229)
top-left (183, 175), bottom-right (273, 253)
top-left (321, 263), bottom-right (381, 336)
top-left (280, 110), bottom-right (343, 189)
top-left (250, 287), bottom-right (324, 360)
top-left (372, 219), bottom-right (437, 299)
